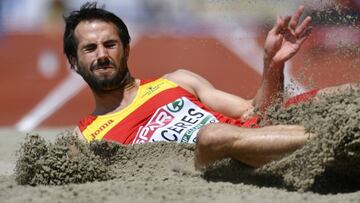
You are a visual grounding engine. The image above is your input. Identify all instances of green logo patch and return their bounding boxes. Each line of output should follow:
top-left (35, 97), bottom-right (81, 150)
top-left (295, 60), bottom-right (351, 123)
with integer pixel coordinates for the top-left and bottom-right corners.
top-left (166, 98), bottom-right (184, 112)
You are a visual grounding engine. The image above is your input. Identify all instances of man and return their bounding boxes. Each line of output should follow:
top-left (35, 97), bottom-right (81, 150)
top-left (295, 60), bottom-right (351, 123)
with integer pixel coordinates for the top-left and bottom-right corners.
top-left (64, 2), bottom-right (336, 169)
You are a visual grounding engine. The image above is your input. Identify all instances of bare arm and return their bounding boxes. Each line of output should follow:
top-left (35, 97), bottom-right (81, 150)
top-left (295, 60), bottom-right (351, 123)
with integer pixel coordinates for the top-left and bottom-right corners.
top-left (165, 6), bottom-right (312, 118)
top-left (253, 5), bottom-right (312, 112)
top-left (164, 69), bottom-right (254, 119)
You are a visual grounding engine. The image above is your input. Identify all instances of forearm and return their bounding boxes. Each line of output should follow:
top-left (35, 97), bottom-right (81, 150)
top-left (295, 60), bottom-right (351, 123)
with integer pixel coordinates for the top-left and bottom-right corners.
top-left (253, 56), bottom-right (285, 113)
top-left (252, 5), bottom-right (312, 112)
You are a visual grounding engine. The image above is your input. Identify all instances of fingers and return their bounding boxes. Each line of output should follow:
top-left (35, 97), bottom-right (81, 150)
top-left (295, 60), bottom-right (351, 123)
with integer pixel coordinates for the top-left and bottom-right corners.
top-left (289, 5), bottom-right (305, 30)
top-left (272, 16), bottom-right (283, 34)
top-left (290, 5), bottom-right (312, 38)
top-left (295, 16), bottom-right (312, 36)
top-left (296, 15), bottom-right (312, 43)
top-left (273, 16), bottom-right (291, 34)
top-left (276, 5), bottom-right (312, 38)
top-left (297, 26), bottom-right (312, 44)
top-left (283, 16), bottom-right (291, 30)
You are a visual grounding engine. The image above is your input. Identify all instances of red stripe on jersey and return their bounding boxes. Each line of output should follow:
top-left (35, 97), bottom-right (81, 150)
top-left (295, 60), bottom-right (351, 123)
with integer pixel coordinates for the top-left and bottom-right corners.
top-left (78, 114), bottom-right (97, 132)
top-left (103, 86), bottom-right (196, 144)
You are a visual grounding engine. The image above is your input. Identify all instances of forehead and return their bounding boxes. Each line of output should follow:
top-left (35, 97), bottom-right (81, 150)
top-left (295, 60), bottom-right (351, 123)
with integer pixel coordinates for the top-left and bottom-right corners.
top-left (74, 20), bottom-right (120, 44)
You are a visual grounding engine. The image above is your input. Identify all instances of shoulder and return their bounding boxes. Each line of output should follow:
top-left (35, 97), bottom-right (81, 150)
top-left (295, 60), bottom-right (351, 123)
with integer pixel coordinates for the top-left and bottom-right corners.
top-left (163, 69), bottom-right (201, 95)
top-left (163, 69), bottom-right (212, 95)
top-left (163, 69), bottom-right (198, 81)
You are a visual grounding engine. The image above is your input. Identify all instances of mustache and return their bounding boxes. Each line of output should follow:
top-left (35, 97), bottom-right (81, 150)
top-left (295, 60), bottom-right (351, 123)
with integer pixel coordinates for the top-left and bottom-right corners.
top-left (91, 58), bottom-right (115, 70)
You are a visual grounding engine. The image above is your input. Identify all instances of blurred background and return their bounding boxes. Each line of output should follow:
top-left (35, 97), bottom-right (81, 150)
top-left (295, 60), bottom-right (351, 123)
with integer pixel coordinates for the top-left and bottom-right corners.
top-left (0, 0), bottom-right (359, 133)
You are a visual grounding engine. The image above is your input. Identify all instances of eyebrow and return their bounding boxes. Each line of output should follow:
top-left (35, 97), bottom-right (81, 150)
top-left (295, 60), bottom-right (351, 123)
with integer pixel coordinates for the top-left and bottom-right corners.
top-left (81, 42), bottom-right (96, 50)
top-left (103, 39), bottom-right (119, 44)
top-left (81, 38), bottom-right (119, 46)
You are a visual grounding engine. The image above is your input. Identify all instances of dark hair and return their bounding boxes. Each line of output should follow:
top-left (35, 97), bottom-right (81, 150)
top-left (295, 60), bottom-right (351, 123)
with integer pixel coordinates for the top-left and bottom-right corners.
top-left (63, 2), bottom-right (131, 69)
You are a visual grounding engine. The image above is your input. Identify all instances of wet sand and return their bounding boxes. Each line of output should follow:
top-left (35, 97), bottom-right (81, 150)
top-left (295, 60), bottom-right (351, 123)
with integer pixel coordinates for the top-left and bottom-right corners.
top-left (1, 86), bottom-right (360, 203)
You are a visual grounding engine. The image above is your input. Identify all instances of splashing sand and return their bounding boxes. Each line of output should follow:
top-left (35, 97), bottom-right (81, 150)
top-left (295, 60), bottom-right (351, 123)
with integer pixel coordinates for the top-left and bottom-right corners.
top-left (13, 84), bottom-right (360, 195)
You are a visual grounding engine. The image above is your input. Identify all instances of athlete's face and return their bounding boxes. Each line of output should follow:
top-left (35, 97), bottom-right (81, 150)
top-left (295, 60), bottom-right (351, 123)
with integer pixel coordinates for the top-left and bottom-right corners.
top-left (74, 20), bottom-right (129, 92)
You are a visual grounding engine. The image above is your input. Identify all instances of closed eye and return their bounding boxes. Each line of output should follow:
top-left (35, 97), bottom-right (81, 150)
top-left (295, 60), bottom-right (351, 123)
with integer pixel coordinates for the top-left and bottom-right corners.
top-left (83, 44), bottom-right (97, 53)
top-left (104, 40), bottom-right (118, 48)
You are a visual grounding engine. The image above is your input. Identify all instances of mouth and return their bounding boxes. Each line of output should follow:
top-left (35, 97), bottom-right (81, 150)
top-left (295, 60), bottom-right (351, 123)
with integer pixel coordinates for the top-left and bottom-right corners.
top-left (93, 64), bottom-right (113, 70)
top-left (92, 65), bottom-right (115, 76)
top-left (92, 64), bottom-right (116, 74)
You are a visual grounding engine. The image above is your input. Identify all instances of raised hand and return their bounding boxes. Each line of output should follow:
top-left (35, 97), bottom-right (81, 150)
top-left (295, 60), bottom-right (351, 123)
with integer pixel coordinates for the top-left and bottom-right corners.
top-left (264, 5), bottom-right (312, 65)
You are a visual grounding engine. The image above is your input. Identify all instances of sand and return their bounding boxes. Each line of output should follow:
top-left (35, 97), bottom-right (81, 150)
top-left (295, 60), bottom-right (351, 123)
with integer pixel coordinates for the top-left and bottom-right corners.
top-left (257, 85), bottom-right (360, 193)
top-left (0, 84), bottom-right (360, 202)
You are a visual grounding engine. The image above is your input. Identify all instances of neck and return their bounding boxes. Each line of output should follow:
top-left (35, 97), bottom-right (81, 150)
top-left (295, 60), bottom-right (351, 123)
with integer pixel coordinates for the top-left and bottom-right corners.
top-left (92, 79), bottom-right (140, 115)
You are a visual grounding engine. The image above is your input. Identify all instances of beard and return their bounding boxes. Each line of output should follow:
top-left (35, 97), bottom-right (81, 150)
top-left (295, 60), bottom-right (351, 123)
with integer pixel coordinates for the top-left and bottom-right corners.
top-left (77, 57), bottom-right (133, 93)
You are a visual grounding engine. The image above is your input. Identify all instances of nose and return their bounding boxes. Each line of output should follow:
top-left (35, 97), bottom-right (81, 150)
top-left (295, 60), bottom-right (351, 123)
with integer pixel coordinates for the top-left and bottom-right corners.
top-left (95, 45), bottom-right (111, 67)
top-left (96, 45), bottom-right (109, 59)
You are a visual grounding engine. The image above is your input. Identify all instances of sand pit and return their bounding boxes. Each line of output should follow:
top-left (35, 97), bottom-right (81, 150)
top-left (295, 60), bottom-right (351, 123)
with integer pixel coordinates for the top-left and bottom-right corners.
top-left (1, 85), bottom-right (360, 202)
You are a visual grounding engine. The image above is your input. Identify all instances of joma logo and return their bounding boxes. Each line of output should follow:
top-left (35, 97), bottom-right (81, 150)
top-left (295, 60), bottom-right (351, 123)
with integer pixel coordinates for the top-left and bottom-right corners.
top-left (91, 119), bottom-right (114, 139)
